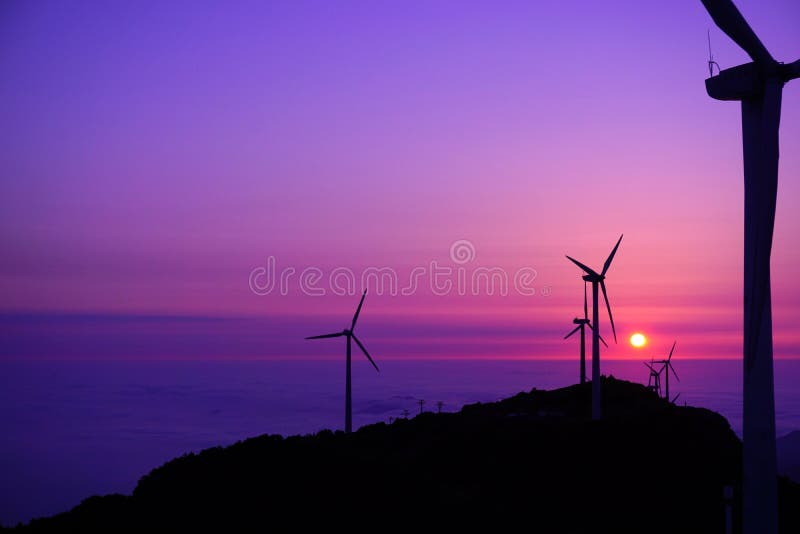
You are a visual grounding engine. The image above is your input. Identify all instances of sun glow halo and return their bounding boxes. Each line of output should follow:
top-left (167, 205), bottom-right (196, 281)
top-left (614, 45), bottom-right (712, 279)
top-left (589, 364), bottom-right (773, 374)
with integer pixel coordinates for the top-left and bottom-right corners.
top-left (630, 333), bottom-right (647, 348)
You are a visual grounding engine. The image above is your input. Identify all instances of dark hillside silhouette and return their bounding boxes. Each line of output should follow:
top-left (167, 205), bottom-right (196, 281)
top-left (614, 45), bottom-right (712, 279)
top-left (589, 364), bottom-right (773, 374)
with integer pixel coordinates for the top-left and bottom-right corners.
top-left (10, 378), bottom-right (800, 533)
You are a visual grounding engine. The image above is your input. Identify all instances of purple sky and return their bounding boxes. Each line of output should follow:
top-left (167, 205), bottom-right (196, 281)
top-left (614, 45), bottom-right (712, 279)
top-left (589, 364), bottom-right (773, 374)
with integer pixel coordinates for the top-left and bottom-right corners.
top-left (1, 0), bottom-right (799, 360)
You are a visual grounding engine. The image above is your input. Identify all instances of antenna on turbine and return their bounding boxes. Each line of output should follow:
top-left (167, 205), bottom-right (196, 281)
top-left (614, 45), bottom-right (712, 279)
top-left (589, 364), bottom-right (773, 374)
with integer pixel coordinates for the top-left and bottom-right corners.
top-left (707, 29), bottom-right (720, 77)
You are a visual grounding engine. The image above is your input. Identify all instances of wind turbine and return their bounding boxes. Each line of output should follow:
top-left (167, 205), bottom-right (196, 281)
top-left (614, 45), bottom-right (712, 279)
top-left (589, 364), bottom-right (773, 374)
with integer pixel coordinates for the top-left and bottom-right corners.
top-left (644, 360), bottom-right (662, 398)
top-left (564, 282), bottom-right (607, 384)
top-left (700, 2), bottom-right (799, 531)
top-left (305, 290), bottom-right (379, 433)
top-left (566, 234), bottom-right (622, 420)
top-left (653, 342), bottom-right (679, 403)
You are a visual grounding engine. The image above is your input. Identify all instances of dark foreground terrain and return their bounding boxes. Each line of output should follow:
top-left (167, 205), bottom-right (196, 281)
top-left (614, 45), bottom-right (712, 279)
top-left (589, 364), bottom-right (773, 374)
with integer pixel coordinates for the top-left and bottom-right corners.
top-left (6, 377), bottom-right (800, 533)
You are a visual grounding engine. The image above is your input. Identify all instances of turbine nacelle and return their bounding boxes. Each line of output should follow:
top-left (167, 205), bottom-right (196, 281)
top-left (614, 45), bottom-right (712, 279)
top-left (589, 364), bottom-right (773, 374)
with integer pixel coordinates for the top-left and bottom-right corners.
top-left (707, 62), bottom-right (768, 101)
top-left (706, 61), bottom-right (800, 102)
top-left (702, 0), bottom-right (799, 102)
top-left (644, 361), bottom-right (662, 376)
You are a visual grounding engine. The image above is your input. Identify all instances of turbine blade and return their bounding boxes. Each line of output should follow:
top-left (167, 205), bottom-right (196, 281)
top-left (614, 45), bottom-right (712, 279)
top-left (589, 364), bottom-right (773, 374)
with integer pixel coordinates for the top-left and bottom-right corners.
top-left (352, 334), bottom-right (379, 372)
top-left (671, 393), bottom-right (680, 404)
top-left (586, 322), bottom-right (608, 348)
top-left (668, 341), bottom-right (676, 361)
top-left (564, 325), bottom-right (581, 340)
top-left (565, 255), bottom-right (600, 277)
top-left (583, 281), bottom-right (588, 319)
top-left (780, 59), bottom-right (800, 82)
top-left (305, 332), bottom-right (344, 339)
top-left (601, 234), bottom-right (623, 276)
top-left (669, 362), bottom-right (680, 382)
top-left (600, 280), bottom-right (616, 343)
top-left (351, 290), bottom-right (367, 330)
top-left (701, 0), bottom-right (774, 65)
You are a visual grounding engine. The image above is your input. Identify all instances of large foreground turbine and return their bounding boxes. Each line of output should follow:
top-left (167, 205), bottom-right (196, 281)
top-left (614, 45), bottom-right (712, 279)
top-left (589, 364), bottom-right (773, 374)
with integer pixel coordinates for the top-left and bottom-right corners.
top-left (700, 1), bottom-right (799, 532)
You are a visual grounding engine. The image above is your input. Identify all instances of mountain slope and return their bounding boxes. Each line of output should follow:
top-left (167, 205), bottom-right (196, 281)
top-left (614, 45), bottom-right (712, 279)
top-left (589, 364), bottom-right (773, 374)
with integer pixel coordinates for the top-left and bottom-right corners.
top-left (11, 377), bottom-right (800, 533)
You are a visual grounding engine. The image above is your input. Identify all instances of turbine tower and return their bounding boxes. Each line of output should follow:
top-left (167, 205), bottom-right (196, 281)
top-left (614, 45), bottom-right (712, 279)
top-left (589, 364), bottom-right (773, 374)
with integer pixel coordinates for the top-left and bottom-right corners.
top-left (566, 234), bottom-right (622, 420)
top-left (700, 2), bottom-right (799, 531)
top-left (564, 282), bottom-right (607, 384)
top-left (653, 342), bottom-right (679, 403)
top-left (305, 290), bottom-right (379, 433)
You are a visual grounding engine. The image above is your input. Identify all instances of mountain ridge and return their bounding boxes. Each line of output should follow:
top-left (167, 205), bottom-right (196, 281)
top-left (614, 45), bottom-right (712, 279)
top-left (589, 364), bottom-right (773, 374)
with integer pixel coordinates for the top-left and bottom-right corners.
top-left (7, 377), bottom-right (800, 533)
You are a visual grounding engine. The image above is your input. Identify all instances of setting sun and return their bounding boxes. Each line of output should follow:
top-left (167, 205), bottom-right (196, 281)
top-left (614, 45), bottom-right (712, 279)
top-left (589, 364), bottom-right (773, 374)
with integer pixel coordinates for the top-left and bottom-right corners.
top-left (630, 333), bottom-right (647, 348)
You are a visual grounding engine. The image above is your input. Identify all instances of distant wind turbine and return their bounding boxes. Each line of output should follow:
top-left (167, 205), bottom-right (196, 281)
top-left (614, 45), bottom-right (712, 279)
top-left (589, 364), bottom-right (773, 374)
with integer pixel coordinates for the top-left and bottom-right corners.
top-left (644, 360), bottom-right (662, 398)
top-left (564, 281), bottom-right (607, 384)
top-left (700, 1), bottom-right (799, 532)
top-left (652, 342), bottom-right (679, 403)
top-left (566, 234), bottom-right (622, 420)
top-left (305, 290), bottom-right (378, 433)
